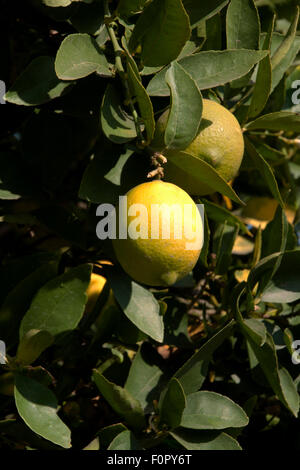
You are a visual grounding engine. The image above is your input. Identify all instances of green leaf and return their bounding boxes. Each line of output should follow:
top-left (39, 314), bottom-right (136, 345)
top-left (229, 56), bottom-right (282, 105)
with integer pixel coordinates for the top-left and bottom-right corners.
top-left (214, 223), bottom-right (239, 275)
top-left (203, 199), bottom-right (251, 235)
top-left (4, 56), bottom-right (73, 106)
top-left (174, 320), bottom-right (235, 394)
top-left (159, 378), bottom-right (186, 429)
top-left (70, 0), bottom-right (104, 35)
top-left (199, 210), bottom-right (210, 268)
top-left (171, 428), bottom-right (242, 450)
top-left (125, 343), bottom-right (166, 411)
top-left (164, 61), bottom-right (203, 150)
top-left (244, 331), bottom-right (299, 416)
top-left (93, 370), bottom-right (145, 429)
top-left (226, 0), bottom-right (260, 50)
top-left (164, 150), bottom-right (244, 204)
top-left (247, 251), bottom-right (281, 296)
top-left (16, 330), bottom-right (54, 366)
top-left (98, 423), bottom-right (127, 449)
top-left (181, 391), bottom-right (249, 430)
top-left (147, 50), bottom-right (269, 96)
top-left (14, 373), bottom-right (71, 448)
top-left (262, 205), bottom-right (288, 259)
top-left (271, 7), bottom-right (300, 93)
top-left (106, 268), bottom-right (163, 343)
top-left (246, 112), bottom-right (300, 132)
top-left (19, 264), bottom-right (92, 339)
top-left (0, 260), bottom-right (59, 348)
top-left (55, 33), bottom-right (111, 80)
top-left (182, 0), bottom-right (229, 28)
top-left (245, 137), bottom-right (284, 207)
top-left (83, 437), bottom-right (100, 450)
top-left (41, 0), bottom-right (77, 5)
top-left (226, 0), bottom-right (261, 88)
top-left (129, 0), bottom-right (191, 67)
top-left (108, 430), bottom-right (143, 450)
top-left (261, 250), bottom-right (300, 304)
top-left (117, 0), bottom-right (148, 18)
top-left (248, 15), bottom-right (274, 118)
top-left (243, 319), bottom-right (267, 347)
top-left (101, 83), bottom-right (137, 144)
top-left (126, 60), bottom-right (155, 144)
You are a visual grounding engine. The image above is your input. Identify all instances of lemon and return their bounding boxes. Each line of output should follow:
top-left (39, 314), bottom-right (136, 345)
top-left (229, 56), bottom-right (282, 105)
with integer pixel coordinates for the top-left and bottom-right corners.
top-left (85, 272), bottom-right (107, 314)
top-left (112, 180), bottom-right (203, 286)
top-left (152, 99), bottom-right (244, 195)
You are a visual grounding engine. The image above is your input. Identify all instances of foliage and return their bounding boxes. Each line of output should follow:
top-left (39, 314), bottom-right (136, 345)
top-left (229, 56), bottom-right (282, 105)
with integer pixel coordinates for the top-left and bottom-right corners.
top-left (1, 0), bottom-right (300, 451)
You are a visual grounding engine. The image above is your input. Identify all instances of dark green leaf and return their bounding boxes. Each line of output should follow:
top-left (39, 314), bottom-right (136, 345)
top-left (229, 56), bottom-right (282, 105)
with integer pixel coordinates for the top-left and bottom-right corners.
top-left (262, 205), bottom-right (288, 259)
top-left (126, 60), bottom-right (155, 144)
top-left (164, 61), bottom-right (203, 150)
top-left (101, 83), bottom-right (137, 144)
top-left (174, 320), bottom-right (235, 394)
top-left (246, 112), bottom-right (300, 132)
top-left (245, 137), bottom-right (284, 207)
top-left (5, 56), bottom-right (73, 106)
top-left (147, 50), bottom-right (269, 96)
top-left (70, 0), bottom-right (104, 35)
top-left (271, 7), bottom-right (300, 92)
top-left (261, 250), bottom-right (300, 303)
top-left (129, 0), bottom-right (191, 67)
top-left (125, 343), bottom-right (166, 411)
top-left (198, 209), bottom-right (210, 268)
top-left (181, 391), bottom-right (249, 429)
top-left (55, 33), bottom-right (111, 80)
top-left (117, 0), bottom-right (148, 19)
top-left (98, 423), bottom-right (127, 449)
top-left (159, 378), bottom-right (186, 429)
top-left (19, 264), bottom-right (92, 338)
top-left (248, 15), bottom-right (274, 118)
top-left (214, 223), bottom-right (239, 275)
top-left (182, 0), bottom-right (229, 28)
top-left (14, 374), bottom-right (71, 448)
top-left (108, 430), bottom-right (143, 450)
top-left (245, 332), bottom-right (299, 416)
top-left (16, 330), bottom-right (54, 366)
top-left (106, 267), bottom-right (163, 343)
top-left (203, 199), bottom-right (251, 235)
top-left (93, 369), bottom-right (145, 429)
top-left (171, 428), bottom-right (242, 450)
top-left (164, 150), bottom-right (244, 204)
top-left (0, 260), bottom-right (58, 348)
top-left (226, 0), bottom-right (260, 50)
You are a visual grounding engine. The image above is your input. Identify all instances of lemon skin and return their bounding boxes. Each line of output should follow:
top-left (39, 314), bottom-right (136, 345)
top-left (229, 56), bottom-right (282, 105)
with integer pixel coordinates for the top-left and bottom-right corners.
top-left (85, 273), bottom-right (107, 314)
top-left (112, 180), bottom-right (203, 287)
top-left (152, 99), bottom-right (244, 195)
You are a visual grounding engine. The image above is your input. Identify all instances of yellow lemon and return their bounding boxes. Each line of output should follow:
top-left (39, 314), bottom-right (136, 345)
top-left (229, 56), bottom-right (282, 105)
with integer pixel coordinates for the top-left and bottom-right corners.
top-left (152, 99), bottom-right (244, 195)
top-left (112, 180), bottom-right (203, 286)
top-left (85, 272), bottom-right (107, 314)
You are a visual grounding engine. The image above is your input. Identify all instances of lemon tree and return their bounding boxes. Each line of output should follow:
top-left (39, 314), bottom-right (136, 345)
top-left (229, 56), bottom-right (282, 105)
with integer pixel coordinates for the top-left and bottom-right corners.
top-left (1, 0), bottom-right (300, 453)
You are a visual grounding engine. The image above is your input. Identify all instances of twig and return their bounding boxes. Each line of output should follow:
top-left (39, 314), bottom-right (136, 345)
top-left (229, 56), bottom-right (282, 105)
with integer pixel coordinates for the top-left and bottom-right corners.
top-left (147, 152), bottom-right (167, 180)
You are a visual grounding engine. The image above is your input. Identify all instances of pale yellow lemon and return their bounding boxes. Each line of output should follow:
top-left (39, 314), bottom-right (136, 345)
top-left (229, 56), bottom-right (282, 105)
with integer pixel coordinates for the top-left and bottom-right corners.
top-left (112, 180), bottom-right (203, 286)
top-left (152, 99), bottom-right (244, 195)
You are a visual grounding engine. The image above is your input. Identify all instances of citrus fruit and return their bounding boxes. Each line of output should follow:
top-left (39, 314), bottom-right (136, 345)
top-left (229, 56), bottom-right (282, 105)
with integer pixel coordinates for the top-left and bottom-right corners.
top-left (112, 180), bottom-right (203, 286)
top-left (85, 272), bottom-right (107, 314)
top-left (152, 98), bottom-right (244, 195)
